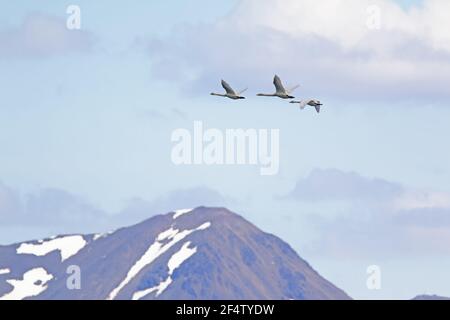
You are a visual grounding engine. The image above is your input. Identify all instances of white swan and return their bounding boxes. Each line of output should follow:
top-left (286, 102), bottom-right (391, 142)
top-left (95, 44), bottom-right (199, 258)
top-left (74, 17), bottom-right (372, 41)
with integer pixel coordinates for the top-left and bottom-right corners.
top-left (211, 80), bottom-right (247, 100)
top-left (290, 99), bottom-right (323, 113)
top-left (257, 75), bottom-right (299, 99)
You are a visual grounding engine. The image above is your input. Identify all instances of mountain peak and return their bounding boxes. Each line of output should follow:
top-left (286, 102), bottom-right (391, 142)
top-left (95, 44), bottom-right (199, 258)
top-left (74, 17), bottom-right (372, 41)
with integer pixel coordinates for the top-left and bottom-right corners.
top-left (0, 207), bottom-right (350, 300)
top-left (169, 206), bottom-right (242, 221)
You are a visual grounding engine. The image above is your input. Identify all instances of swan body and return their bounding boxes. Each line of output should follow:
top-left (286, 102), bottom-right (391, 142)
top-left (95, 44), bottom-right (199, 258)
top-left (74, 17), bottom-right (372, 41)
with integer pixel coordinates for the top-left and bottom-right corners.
top-left (211, 80), bottom-right (247, 100)
top-left (257, 75), bottom-right (299, 99)
top-left (290, 99), bottom-right (323, 113)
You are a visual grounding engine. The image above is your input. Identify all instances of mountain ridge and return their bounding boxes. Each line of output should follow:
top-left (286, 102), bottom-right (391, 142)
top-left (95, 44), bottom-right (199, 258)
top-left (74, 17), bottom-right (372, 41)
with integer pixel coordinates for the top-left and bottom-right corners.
top-left (0, 206), bottom-right (351, 300)
top-left (412, 294), bottom-right (450, 300)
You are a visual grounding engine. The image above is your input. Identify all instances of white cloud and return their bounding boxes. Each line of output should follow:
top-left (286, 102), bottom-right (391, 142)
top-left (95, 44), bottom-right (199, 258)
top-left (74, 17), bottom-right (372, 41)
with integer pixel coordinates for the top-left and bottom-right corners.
top-left (148, 0), bottom-right (450, 102)
top-left (0, 182), bottom-right (22, 220)
top-left (0, 184), bottom-right (107, 227)
top-left (285, 169), bottom-right (450, 257)
top-left (231, 0), bottom-right (450, 52)
top-left (392, 190), bottom-right (450, 210)
top-left (0, 181), bottom-right (232, 244)
top-left (288, 168), bottom-right (403, 202)
top-left (114, 186), bottom-right (232, 225)
top-left (0, 13), bottom-right (94, 59)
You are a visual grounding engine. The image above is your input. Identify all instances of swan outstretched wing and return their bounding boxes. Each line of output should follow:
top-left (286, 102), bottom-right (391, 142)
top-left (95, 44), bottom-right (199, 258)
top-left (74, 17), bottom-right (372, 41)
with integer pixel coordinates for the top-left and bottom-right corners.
top-left (237, 88), bottom-right (248, 95)
top-left (315, 105), bottom-right (321, 113)
top-left (287, 85), bottom-right (300, 94)
top-left (298, 100), bottom-right (310, 109)
top-left (221, 80), bottom-right (236, 95)
top-left (273, 75), bottom-right (286, 93)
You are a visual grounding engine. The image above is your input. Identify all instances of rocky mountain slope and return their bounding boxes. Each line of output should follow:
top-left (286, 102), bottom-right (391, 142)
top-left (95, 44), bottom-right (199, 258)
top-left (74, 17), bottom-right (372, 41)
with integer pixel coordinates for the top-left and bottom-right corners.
top-left (0, 207), bottom-right (351, 300)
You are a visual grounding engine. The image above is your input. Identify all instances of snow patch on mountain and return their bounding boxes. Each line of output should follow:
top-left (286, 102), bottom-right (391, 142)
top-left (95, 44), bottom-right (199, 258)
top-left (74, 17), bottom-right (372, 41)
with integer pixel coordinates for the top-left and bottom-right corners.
top-left (157, 227), bottom-right (179, 241)
top-left (196, 222), bottom-right (211, 231)
top-left (0, 268), bottom-right (10, 275)
top-left (108, 221), bottom-right (210, 300)
top-left (173, 208), bottom-right (193, 219)
top-left (93, 230), bottom-right (114, 241)
top-left (93, 234), bottom-right (102, 241)
top-left (0, 268), bottom-right (53, 300)
top-left (168, 241), bottom-right (197, 274)
top-left (133, 241), bottom-right (198, 300)
top-left (16, 235), bottom-right (87, 262)
top-left (132, 277), bottom-right (171, 300)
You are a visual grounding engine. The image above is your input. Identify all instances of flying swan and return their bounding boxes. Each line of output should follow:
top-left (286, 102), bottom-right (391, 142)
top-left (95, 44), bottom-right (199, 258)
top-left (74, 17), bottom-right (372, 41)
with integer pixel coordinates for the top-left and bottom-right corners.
top-left (290, 99), bottom-right (323, 113)
top-left (257, 75), bottom-right (299, 99)
top-left (211, 80), bottom-right (247, 100)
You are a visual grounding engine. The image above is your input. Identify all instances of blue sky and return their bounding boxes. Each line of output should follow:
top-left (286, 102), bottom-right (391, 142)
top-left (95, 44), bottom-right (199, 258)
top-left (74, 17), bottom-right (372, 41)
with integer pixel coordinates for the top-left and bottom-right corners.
top-left (1, 0), bottom-right (450, 299)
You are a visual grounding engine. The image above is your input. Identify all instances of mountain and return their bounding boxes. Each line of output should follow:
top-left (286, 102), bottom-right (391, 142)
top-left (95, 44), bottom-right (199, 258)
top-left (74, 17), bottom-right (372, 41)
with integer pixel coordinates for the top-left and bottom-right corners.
top-left (412, 295), bottom-right (450, 300)
top-left (0, 207), bottom-right (350, 300)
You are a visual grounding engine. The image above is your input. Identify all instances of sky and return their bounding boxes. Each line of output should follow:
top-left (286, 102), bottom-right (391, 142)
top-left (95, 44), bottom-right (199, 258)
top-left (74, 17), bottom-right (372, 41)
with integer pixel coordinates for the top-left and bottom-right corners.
top-left (1, 0), bottom-right (450, 299)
